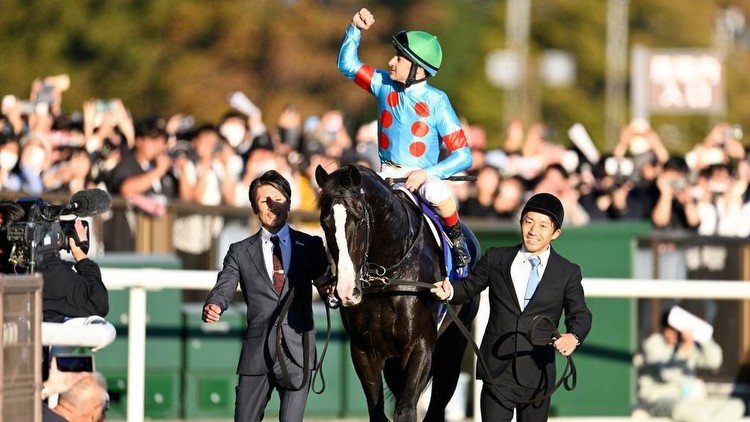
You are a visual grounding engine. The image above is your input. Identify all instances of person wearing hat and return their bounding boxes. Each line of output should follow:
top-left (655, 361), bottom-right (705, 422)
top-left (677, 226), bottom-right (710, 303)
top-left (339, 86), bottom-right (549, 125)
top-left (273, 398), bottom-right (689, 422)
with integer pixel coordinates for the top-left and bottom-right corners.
top-left (432, 192), bottom-right (592, 421)
top-left (202, 170), bottom-right (330, 422)
top-left (337, 7), bottom-right (474, 275)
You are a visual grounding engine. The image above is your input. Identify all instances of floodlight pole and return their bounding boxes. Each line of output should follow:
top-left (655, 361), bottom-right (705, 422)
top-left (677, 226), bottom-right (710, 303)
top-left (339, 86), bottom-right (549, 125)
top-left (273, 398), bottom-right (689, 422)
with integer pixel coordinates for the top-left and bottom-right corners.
top-left (604, 0), bottom-right (630, 151)
top-left (504, 0), bottom-right (531, 126)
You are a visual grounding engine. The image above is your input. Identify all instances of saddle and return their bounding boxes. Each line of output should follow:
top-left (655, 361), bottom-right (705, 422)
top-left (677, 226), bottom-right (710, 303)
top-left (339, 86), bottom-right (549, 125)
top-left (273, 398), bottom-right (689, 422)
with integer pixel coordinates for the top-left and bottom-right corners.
top-left (393, 185), bottom-right (466, 279)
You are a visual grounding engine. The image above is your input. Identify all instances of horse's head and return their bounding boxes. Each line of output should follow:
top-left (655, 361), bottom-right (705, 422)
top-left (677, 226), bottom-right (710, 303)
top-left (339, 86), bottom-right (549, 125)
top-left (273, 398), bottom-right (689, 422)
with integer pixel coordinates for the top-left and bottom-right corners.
top-left (315, 164), bottom-right (374, 307)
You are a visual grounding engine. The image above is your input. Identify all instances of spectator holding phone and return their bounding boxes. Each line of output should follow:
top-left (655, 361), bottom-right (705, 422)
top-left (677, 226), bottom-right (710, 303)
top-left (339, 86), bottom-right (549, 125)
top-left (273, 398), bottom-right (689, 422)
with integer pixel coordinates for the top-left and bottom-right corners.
top-left (42, 357), bottom-right (109, 422)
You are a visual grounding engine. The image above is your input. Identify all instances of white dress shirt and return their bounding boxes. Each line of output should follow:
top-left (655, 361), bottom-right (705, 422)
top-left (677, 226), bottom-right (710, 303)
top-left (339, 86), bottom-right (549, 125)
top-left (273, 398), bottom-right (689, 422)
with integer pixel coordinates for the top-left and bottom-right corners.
top-left (261, 224), bottom-right (291, 281)
top-left (511, 245), bottom-right (551, 311)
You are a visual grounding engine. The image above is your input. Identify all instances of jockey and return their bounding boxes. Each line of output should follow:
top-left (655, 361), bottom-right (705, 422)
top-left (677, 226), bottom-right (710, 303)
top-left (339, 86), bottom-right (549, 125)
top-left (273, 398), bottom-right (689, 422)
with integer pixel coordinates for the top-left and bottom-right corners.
top-left (337, 7), bottom-right (473, 270)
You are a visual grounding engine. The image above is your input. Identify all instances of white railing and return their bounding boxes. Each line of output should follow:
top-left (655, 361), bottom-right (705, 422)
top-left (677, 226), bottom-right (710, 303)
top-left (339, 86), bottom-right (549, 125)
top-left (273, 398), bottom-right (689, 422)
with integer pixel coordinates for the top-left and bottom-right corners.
top-left (99, 268), bottom-right (750, 422)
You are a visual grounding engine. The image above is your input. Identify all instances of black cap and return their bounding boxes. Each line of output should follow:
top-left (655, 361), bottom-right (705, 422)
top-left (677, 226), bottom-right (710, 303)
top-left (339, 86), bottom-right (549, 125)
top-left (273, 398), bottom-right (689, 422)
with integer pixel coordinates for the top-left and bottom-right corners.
top-left (522, 193), bottom-right (564, 228)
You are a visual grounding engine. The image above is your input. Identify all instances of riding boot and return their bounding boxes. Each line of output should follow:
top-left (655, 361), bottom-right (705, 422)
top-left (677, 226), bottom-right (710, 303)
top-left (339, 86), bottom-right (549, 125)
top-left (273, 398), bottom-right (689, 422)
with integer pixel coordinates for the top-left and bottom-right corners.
top-left (446, 223), bottom-right (471, 269)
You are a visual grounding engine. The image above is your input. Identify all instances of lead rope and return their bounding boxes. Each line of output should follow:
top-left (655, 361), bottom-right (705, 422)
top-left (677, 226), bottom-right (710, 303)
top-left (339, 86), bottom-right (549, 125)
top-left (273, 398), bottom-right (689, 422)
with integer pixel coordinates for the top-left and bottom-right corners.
top-left (311, 304), bottom-right (332, 394)
top-left (443, 306), bottom-right (576, 405)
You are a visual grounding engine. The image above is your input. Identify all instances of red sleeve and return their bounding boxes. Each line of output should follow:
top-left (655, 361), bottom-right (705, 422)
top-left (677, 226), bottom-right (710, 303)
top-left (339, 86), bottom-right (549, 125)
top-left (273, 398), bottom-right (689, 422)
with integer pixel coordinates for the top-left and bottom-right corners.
top-left (443, 129), bottom-right (469, 151)
top-left (354, 65), bottom-right (375, 93)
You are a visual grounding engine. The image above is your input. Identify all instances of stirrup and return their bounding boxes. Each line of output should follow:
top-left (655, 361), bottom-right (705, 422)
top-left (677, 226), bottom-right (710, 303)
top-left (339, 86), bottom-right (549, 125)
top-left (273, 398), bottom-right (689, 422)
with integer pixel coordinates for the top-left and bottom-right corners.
top-left (450, 233), bottom-right (471, 267)
top-left (452, 244), bottom-right (471, 268)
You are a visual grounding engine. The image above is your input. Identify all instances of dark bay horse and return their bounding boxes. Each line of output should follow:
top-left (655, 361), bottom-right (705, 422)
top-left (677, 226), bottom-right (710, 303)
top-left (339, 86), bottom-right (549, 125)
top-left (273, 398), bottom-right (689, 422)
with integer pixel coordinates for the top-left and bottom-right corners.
top-left (315, 164), bottom-right (479, 422)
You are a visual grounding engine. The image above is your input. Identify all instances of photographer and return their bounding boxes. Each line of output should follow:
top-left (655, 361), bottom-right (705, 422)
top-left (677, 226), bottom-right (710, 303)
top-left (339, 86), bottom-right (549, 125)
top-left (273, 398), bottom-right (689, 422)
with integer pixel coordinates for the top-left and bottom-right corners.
top-left (637, 308), bottom-right (745, 421)
top-left (652, 157), bottom-right (700, 231)
top-left (37, 218), bottom-right (108, 323)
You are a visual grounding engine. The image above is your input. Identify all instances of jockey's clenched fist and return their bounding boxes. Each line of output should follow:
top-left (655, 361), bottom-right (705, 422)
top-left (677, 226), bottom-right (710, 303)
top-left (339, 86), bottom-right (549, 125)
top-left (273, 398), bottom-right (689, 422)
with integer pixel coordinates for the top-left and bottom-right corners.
top-left (353, 8), bottom-right (374, 30)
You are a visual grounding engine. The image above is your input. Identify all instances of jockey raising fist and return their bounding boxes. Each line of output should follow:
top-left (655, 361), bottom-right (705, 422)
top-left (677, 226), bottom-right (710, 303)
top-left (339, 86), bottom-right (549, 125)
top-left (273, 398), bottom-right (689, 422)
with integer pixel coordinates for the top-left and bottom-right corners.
top-left (352, 8), bottom-right (374, 30)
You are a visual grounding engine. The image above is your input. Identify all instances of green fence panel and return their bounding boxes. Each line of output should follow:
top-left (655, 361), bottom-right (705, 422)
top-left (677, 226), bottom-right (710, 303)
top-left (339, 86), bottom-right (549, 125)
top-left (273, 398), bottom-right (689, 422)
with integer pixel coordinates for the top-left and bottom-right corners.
top-left (94, 289), bottom-right (183, 372)
top-left (102, 370), bottom-right (181, 419)
top-left (95, 253), bottom-right (183, 372)
top-left (183, 303), bottom-right (244, 371)
top-left (183, 370), bottom-right (236, 419)
top-left (182, 303), bottom-right (244, 419)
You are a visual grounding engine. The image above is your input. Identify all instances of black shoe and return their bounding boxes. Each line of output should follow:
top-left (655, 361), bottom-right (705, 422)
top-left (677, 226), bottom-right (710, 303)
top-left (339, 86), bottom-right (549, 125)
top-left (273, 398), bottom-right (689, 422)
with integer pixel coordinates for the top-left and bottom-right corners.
top-left (447, 224), bottom-right (471, 268)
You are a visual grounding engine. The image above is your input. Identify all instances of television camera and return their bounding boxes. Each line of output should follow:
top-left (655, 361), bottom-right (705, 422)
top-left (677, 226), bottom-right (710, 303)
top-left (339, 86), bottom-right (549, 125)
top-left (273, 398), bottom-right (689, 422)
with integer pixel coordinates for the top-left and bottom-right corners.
top-left (4, 189), bottom-right (112, 273)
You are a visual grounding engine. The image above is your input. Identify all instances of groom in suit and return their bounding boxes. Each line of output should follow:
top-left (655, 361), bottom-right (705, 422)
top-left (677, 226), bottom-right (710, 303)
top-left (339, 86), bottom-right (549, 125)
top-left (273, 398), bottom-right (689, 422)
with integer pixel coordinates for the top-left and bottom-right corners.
top-left (202, 170), bottom-right (329, 422)
top-left (432, 192), bottom-right (592, 421)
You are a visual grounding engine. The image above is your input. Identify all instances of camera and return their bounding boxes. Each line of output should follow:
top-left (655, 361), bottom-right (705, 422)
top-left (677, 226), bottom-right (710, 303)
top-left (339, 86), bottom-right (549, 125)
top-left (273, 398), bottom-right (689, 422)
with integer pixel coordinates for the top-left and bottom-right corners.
top-left (167, 139), bottom-right (194, 160)
top-left (3, 189), bottom-right (111, 273)
top-left (667, 178), bottom-right (687, 191)
top-left (603, 156), bottom-right (637, 189)
top-left (5, 198), bottom-right (90, 273)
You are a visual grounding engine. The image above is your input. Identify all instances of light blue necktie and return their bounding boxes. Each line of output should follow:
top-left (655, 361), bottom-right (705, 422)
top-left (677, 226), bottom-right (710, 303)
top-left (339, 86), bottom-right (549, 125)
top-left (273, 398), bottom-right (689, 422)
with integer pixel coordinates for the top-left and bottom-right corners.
top-left (524, 256), bottom-right (541, 309)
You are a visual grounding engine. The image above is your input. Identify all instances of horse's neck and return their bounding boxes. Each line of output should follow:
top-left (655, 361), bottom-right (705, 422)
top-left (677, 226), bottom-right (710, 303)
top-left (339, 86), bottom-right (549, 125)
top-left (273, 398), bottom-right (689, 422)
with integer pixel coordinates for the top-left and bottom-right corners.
top-left (366, 188), bottom-right (422, 260)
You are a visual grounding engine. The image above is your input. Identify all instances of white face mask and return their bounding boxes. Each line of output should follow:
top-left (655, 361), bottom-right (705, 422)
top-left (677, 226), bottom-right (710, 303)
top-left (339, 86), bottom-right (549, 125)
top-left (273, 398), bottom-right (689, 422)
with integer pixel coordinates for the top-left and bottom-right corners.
top-left (219, 124), bottom-right (246, 148)
top-left (0, 150), bottom-right (18, 170)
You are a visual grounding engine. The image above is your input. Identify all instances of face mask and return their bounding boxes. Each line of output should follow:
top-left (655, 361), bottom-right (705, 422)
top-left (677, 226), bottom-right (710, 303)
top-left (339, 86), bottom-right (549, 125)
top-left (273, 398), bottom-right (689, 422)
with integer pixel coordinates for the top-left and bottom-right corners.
top-left (0, 150), bottom-right (18, 170)
top-left (708, 180), bottom-right (729, 194)
top-left (220, 124), bottom-right (246, 148)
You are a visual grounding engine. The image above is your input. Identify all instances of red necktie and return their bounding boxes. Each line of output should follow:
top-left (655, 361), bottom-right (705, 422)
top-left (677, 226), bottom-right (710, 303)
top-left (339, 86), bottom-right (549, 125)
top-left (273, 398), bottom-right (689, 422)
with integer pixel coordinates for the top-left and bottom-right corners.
top-left (271, 235), bottom-right (284, 295)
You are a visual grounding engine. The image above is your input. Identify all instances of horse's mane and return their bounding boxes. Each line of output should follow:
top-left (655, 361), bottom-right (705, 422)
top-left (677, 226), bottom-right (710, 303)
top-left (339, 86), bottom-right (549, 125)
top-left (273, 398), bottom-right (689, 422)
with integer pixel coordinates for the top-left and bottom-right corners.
top-left (316, 165), bottom-right (393, 212)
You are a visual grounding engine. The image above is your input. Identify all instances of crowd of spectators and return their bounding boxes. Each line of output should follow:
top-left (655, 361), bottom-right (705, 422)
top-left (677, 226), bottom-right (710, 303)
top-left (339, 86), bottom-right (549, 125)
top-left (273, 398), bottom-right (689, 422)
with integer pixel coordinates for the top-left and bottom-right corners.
top-left (1, 75), bottom-right (749, 258)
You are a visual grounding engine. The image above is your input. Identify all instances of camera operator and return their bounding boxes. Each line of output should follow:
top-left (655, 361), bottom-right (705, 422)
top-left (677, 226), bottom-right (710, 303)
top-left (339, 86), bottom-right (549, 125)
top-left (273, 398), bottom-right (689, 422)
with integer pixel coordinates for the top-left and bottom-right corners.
top-left (38, 218), bottom-right (108, 323)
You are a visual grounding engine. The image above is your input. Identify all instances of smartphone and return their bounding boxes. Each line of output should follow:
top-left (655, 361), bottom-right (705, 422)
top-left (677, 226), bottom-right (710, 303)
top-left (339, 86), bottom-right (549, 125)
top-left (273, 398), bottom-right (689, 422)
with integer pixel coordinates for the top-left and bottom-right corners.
top-left (56, 354), bottom-right (94, 372)
top-left (96, 99), bottom-right (115, 113)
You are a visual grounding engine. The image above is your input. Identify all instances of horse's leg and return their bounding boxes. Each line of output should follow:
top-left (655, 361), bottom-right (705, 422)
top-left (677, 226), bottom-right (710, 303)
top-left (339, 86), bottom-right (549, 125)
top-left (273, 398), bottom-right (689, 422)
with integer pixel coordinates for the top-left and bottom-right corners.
top-left (351, 345), bottom-right (389, 422)
top-left (391, 342), bottom-right (433, 422)
top-left (423, 298), bottom-right (480, 422)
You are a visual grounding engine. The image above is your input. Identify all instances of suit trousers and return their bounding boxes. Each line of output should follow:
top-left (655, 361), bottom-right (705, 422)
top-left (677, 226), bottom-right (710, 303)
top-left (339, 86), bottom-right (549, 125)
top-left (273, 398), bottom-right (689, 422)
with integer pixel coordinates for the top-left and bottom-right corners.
top-left (234, 357), bottom-right (311, 422)
top-left (479, 369), bottom-right (551, 422)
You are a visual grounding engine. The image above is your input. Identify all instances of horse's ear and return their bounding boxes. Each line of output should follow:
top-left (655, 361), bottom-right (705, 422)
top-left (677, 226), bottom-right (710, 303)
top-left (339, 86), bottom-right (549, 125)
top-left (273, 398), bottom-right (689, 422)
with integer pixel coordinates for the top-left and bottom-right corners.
top-left (315, 165), bottom-right (329, 187)
top-left (345, 165), bottom-right (361, 187)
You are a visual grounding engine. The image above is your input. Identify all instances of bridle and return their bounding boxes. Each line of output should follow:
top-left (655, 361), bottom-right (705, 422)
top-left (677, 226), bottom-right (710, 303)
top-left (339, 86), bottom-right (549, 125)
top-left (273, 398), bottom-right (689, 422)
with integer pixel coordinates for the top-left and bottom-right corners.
top-left (329, 190), bottom-right (426, 293)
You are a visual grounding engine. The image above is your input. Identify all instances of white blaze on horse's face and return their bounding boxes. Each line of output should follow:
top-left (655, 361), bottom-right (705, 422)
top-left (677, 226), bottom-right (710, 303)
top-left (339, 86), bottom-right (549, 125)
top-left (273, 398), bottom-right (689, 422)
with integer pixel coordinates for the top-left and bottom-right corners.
top-left (333, 203), bottom-right (361, 306)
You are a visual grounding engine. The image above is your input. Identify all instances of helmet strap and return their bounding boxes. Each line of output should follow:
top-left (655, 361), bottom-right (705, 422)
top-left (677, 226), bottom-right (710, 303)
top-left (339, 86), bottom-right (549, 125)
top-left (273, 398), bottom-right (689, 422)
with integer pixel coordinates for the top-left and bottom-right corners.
top-left (403, 61), bottom-right (428, 88)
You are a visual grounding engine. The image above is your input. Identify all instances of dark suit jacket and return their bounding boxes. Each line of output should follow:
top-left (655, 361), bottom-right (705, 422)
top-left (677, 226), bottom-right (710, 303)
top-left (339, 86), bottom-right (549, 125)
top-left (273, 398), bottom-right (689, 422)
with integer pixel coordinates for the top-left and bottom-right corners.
top-left (451, 244), bottom-right (592, 393)
top-left (204, 227), bottom-right (329, 376)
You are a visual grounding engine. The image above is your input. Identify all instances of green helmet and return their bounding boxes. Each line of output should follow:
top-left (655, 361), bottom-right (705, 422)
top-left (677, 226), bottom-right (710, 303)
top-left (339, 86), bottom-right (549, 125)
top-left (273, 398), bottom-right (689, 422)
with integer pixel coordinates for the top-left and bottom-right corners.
top-left (391, 30), bottom-right (443, 77)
